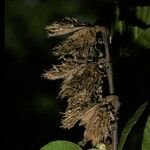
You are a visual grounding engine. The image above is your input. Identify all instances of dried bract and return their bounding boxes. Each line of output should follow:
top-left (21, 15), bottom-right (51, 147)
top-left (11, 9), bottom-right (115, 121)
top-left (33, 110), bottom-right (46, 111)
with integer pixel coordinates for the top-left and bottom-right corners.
top-left (45, 17), bottom-right (86, 37)
top-left (52, 26), bottom-right (106, 59)
top-left (79, 96), bottom-right (120, 146)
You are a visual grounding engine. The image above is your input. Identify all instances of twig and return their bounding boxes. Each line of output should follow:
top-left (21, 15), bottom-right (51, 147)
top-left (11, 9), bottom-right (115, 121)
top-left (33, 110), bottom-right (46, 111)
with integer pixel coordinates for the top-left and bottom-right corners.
top-left (102, 29), bottom-right (117, 150)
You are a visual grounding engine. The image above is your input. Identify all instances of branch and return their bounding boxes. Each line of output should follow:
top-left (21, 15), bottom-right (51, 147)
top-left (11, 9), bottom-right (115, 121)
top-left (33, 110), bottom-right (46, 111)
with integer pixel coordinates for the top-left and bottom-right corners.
top-left (102, 29), bottom-right (117, 150)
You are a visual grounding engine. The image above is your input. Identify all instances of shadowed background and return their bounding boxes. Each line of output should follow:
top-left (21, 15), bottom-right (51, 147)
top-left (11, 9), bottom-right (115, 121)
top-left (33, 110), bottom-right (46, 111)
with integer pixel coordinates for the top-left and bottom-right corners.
top-left (5, 0), bottom-right (150, 150)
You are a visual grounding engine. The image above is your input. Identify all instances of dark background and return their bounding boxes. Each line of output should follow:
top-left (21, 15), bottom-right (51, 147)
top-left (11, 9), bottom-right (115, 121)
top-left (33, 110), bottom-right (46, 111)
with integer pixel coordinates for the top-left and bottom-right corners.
top-left (4, 0), bottom-right (150, 150)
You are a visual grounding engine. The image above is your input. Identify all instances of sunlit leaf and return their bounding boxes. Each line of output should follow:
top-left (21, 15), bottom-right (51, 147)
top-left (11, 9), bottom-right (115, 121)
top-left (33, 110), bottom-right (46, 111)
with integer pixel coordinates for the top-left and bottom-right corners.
top-left (40, 140), bottom-right (82, 150)
top-left (142, 115), bottom-right (150, 150)
top-left (118, 101), bottom-right (148, 150)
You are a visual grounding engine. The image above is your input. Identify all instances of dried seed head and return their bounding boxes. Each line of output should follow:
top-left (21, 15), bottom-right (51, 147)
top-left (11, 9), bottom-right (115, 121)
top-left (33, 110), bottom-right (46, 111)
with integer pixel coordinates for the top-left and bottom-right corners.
top-left (43, 59), bottom-right (85, 80)
top-left (60, 63), bottom-right (103, 98)
top-left (79, 96), bottom-right (120, 146)
top-left (45, 17), bottom-right (86, 37)
top-left (51, 26), bottom-right (107, 60)
top-left (61, 101), bottom-right (95, 129)
top-left (79, 105), bottom-right (113, 146)
top-left (43, 18), bottom-right (120, 148)
top-left (52, 27), bottom-right (96, 58)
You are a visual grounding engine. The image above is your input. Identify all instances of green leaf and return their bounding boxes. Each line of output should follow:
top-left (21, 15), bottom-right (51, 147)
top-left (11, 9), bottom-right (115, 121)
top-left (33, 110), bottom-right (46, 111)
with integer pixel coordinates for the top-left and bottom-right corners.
top-left (131, 7), bottom-right (150, 48)
top-left (114, 6), bottom-right (150, 57)
top-left (142, 115), bottom-right (150, 150)
top-left (118, 101), bottom-right (148, 150)
top-left (40, 140), bottom-right (82, 150)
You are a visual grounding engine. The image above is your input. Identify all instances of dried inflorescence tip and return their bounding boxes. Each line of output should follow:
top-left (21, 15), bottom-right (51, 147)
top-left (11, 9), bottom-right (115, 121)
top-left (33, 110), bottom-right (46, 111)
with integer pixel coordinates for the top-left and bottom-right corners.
top-left (56, 27), bottom-right (106, 59)
top-left (45, 17), bottom-right (86, 37)
top-left (43, 59), bottom-right (85, 80)
top-left (43, 17), bottom-right (119, 148)
top-left (61, 100), bottom-right (95, 129)
top-left (79, 95), bottom-right (120, 146)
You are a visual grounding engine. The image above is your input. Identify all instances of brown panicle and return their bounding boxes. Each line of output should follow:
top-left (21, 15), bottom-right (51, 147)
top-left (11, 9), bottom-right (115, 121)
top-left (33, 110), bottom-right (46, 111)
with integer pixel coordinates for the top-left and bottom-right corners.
top-left (43, 19), bottom-right (119, 148)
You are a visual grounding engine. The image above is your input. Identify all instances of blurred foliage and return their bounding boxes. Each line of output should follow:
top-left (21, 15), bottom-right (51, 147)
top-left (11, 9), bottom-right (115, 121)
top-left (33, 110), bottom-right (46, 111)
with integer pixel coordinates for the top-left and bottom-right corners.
top-left (4, 0), bottom-right (150, 150)
top-left (40, 140), bottom-right (82, 150)
top-left (132, 7), bottom-right (150, 48)
top-left (118, 102), bottom-right (148, 150)
top-left (113, 6), bottom-right (150, 57)
top-left (142, 115), bottom-right (150, 150)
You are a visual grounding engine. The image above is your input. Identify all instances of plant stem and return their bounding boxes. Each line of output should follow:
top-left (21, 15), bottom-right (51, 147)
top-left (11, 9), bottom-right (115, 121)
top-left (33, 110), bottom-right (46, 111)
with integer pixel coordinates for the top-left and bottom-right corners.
top-left (102, 29), bottom-right (114, 94)
top-left (102, 29), bottom-right (117, 150)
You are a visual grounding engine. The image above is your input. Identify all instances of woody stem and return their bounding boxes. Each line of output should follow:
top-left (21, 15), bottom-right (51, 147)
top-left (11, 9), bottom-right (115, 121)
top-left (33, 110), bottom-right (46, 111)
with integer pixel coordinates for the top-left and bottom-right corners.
top-left (102, 29), bottom-right (117, 150)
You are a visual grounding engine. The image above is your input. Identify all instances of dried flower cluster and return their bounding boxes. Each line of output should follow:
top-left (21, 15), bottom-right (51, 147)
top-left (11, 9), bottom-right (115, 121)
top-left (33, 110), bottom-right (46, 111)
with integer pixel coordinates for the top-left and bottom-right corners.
top-left (43, 17), bottom-right (120, 148)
